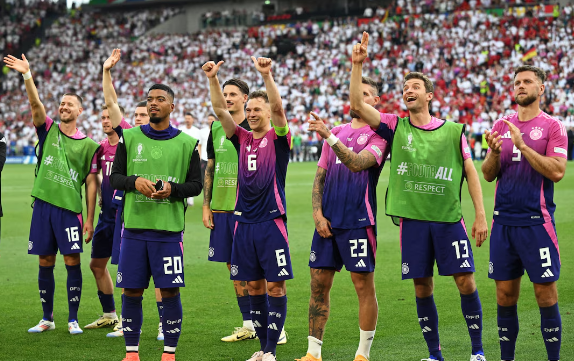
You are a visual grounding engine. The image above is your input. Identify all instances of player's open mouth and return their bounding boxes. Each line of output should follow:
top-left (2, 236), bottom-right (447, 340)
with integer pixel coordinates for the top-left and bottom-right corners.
top-left (406, 96), bottom-right (416, 103)
top-left (149, 108), bottom-right (159, 113)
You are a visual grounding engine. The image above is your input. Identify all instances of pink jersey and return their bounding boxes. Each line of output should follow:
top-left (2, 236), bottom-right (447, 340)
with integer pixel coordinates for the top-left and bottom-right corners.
top-left (318, 122), bottom-right (389, 229)
top-left (377, 113), bottom-right (472, 160)
top-left (488, 111), bottom-right (568, 226)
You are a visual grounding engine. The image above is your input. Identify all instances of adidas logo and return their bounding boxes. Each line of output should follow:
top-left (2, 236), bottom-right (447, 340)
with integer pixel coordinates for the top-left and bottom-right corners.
top-left (71, 243), bottom-right (80, 250)
top-left (268, 323), bottom-right (278, 330)
top-left (545, 337), bottom-right (559, 343)
top-left (355, 259), bottom-right (367, 268)
top-left (253, 320), bottom-right (262, 328)
top-left (469, 324), bottom-right (480, 330)
top-left (460, 260), bottom-right (471, 268)
top-left (123, 327), bottom-right (133, 332)
top-left (541, 269), bottom-right (554, 278)
top-left (166, 328), bottom-right (181, 334)
top-left (69, 296), bottom-right (80, 302)
top-left (278, 268), bottom-right (289, 277)
top-left (500, 336), bottom-right (510, 341)
top-left (422, 326), bottom-right (432, 333)
top-left (40, 298), bottom-right (46, 303)
top-left (172, 276), bottom-right (183, 284)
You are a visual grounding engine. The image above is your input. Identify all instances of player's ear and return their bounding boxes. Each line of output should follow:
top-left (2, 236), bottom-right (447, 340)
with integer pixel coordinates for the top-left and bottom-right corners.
top-left (170, 103), bottom-right (175, 112)
top-left (427, 92), bottom-right (434, 102)
top-left (243, 93), bottom-right (248, 103)
top-left (373, 95), bottom-right (380, 105)
top-left (78, 106), bottom-right (83, 116)
top-left (539, 83), bottom-right (545, 96)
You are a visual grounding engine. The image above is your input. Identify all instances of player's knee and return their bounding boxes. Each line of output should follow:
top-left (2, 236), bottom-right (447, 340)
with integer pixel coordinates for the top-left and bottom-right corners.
top-left (534, 283), bottom-right (558, 307)
top-left (39, 255), bottom-right (56, 267)
top-left (89, 260), bottom-right (104, 274)
top-left (246, 280), bottom-right (266, 295)
top-left (351, 272), bottom-right (375, 296)
top-left (267, 282), bottom-right (286, 297)
top-left (453, 272), bottom-right (476, 294)
top-left (413, 277), bottom-right (434, 297)
top-left (160, 288), bottom-right (179, 299)
top-left (63, 253), bottom-right (81, 266)
top-left (124, 288), bottom-right (145, 297)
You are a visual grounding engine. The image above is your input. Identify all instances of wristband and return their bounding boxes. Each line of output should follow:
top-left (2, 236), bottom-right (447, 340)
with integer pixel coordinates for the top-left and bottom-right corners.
top-left (326, 133), bottom-right (339, 146)
top-left (22, 70), bottom-right (32, 80)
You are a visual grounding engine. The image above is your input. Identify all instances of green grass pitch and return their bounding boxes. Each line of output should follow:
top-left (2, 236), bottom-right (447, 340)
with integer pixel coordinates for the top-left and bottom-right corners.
top-left (0, 161), bottom-right (572, 360)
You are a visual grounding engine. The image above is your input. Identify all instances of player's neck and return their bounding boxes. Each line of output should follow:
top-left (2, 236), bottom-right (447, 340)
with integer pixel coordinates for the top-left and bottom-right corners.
top-left (351, 118), bottom-right (367, 129)
top-left (409, 110), bottom-right (432, 127)
top-left (107, 132), bottom-right (119, 146)
top-left (517, 103), bottom-right (541, 122)
top-left (150, 118), bottom-right (170, 131)
top-left (59, 121), bottom-right (78, 137)
top-left (253, 124), bottom-right (271, 139)
top-left (232, 111), bottom-right (246, 125)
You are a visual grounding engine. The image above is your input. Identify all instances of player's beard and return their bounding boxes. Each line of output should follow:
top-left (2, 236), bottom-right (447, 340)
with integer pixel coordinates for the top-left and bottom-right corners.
top-left (350, 110), bottom-right (360, 119)
top-left (515, 93), bottom-right (538, 107)
top-left (149, 116), bottom-right (163, 124)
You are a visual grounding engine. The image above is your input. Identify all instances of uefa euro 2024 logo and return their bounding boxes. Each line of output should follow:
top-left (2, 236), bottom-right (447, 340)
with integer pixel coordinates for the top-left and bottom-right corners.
top-left (136, 143), bottom-right (144, 159)
top-left (407, 132), bottom-right (413, 146)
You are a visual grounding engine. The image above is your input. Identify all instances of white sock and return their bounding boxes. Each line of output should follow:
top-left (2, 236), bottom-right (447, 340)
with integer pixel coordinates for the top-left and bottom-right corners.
top-left (356, 328), bottom-right (376, 360)
top-left (104, 312), bottom-right (117, 319)
top-left (243, 319), bottom-right (254, 331)
top-left (307, 336), bottom-right (323, 358)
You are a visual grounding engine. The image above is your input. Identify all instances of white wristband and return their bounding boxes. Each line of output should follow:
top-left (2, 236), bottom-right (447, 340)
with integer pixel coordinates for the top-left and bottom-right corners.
top-left (22, 70), bottom-right (32, 80)
top-left (326, 133), bottom-right (339, 146)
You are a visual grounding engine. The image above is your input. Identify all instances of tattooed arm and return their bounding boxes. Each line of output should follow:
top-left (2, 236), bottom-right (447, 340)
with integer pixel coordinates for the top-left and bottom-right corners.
top-left (308, 112), bottom-right (377, 172)
top-left (202, 158), bottom-right (215, 229)
top-left (312, 167), bottom-right (333, 238)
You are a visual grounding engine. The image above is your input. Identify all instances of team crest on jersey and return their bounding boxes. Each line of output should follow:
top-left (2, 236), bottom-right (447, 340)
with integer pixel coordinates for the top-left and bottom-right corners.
top-left (230, 265), bottom-right (239, 276)
top-left (151, 146), bottom-right (162, 159)
top-left (208, 247), bottom-right (215, 258)
top-left (489, 262), bottom-right (494, 274)
top-left (309, 251), bottom-right (316, 262)
top-left (530, 127), bottom-right (543, 141)
top-left (402, 263), bottom-right (409, 275)
top-left (28, 241), bottom-right (33, 250)
top-left (117, 272), bottom-right (123, 283)
top-left (357, 134), bottom-right (369, 145)
top-left (260, 138), bottom-right (268, 148)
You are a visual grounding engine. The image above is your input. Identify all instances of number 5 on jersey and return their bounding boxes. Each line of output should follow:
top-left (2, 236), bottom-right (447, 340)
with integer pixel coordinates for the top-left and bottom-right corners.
top-left (248, 154), bottom-right (257, 171)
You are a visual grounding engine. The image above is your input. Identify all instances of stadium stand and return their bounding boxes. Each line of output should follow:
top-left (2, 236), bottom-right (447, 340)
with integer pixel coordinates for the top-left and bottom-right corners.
top-left (1, 1), bottom-right (573, 160)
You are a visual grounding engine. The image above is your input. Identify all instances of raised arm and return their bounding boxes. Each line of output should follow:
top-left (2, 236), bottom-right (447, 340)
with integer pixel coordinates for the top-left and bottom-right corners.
top-left (464, 158), bottom-right (488, 247)
top-left (3, 54), bottom-right (46, 127)
top-left (308, 112), bottom-right (377, 172)
top-left (102, 48), bottom-right (123, 129)
top-left (350, 32), bottom-right (381, 128)
top-left (251, 56), bottom-right (287, 128)
top-left (202, 61), bottom-right (236, 138)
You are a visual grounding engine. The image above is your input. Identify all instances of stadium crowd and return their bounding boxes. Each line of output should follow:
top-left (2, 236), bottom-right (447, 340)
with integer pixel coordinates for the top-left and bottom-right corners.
top-left (1, 1), bottom-right (574, 160)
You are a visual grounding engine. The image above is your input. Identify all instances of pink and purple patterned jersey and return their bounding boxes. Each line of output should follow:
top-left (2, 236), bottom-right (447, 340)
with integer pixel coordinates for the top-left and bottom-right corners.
top-left (318, 123), bottom-right (389, 229)
top-left (231, 126), bottom-right (291, 223)
top-left (96, 119), bottom-right (132, 222)
top-left (488, 111), bottom-right (568, 226)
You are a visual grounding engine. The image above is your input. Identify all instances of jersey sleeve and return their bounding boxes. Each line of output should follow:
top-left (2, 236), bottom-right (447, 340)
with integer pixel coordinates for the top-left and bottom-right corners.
top-left (119, 118), bottom-right (132, 129)
top-left (90, 153), bottom-right (99, 174)
top-left (273, 125), bottom-right (291, 150)
top-left (546, 121), bottom-right (568, 158)
top-left (461, 135), bottom-right (471, 160)
top-left (234, 124), bottom-right (250, 144)
top-left (317, 141), bottom-right (330, 170)
top-left (207, 129), bottom-right (215, 160)
top-left (35, 116), bottom-right (54, 141)
top-left (375, 113), bottom-right (398, 142)
top-left (365, 135), bottom-right (388, 166)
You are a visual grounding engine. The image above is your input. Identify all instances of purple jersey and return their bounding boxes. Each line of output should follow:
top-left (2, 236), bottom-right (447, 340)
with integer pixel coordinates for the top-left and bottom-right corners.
top-left (96, 119), bottom-right (132, 223)
top-left (488, 112), bottom-right (568, 226)
top-left (231, 126), bottom-right (291, 223)
top-left (318, 123), bottom-right (389, 229)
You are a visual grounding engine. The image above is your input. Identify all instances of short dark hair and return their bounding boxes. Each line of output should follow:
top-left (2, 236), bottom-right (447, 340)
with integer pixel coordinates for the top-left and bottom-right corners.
top-left (101, 104), bottom-right (126, 115)
top-left (403, 72), bottom-right (434, 93)
top-left (514, 65), bottom-right (546, 83)
top-left (63, 93), bottom-right (83, 106)
top-left (223, 78), bottom-right (250, 95)
top-left (208, 113), bottom-right (217, 119)
top-left (362, 76), bottom-right (379, 96)
top-left (248, 90), bottom-right (269, 103)
top-left (136, 101), bottom-right (147, 108)
top-left (148, 84), bottom-right (175, 102)
top-left (185, 113), bottom-right (194, 118)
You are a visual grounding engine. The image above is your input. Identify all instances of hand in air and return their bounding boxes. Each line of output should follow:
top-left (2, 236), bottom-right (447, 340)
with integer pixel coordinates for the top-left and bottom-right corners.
top-left (352, 32), bottom-right (369, 64)
top-left (251, 56), bottom-right (272, 75)
top-left (3, 54), bottom-right (30, 74)
top-left (202, 61), bottom-right (224, 78)
top-left (103, 48), bottom-right (121, 71)
top-left (308, 112), bottom-right (331, 140)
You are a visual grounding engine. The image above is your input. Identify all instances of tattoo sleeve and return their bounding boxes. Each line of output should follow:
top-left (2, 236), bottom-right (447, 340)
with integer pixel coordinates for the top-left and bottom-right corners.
top-left (203, 158), bottom-right (215, 206)
top-left (312, 167), bottom-right (327, 217)
top-left (330, 142), bottom-right (377, 172)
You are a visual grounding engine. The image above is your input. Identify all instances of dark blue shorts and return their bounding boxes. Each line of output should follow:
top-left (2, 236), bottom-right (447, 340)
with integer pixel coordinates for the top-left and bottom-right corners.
top-left (91, 217), bottom-right (115, 259)
top-left (208, 212), bottom-right (235, 263)
top-left (116, 237), bottom-right (185, 289)
top-left (230, 218), bottom-right (293, 282)
top-left (309, 227), bottom-right (376, 272)
top-left (400, 219), bottom-right (475, 280)
top-left (489, 221), bottom-right (560, 283)
top-left (28, 199), bottom-right (83, 255)
top-left (110, 207), bottom-right (123, 265)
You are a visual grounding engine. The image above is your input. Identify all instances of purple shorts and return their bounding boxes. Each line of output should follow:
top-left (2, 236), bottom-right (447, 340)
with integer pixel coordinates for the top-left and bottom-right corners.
top-left (110, 207), bottom-right (123, 265)
top-left (116, 237), bottom-right (185, 289)
top-left (28, 199), bottom-right (83, 255)
top-left (489, 220), bottom-right (560, 283)
top-left (208, 212), bottom-right (235, 263)
top-left (309, 227), bottom-right (377, 272)
top-left (91, 217), bottom-right (115, 259)
top-left (400, 219), bottom-right (475, 280)
top-left (230, 217), bottom-right (293, 282)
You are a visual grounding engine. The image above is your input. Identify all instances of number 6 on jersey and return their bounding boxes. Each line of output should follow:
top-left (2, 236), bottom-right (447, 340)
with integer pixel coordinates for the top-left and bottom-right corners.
top-left (248, 154), bottom-right (257, 171)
